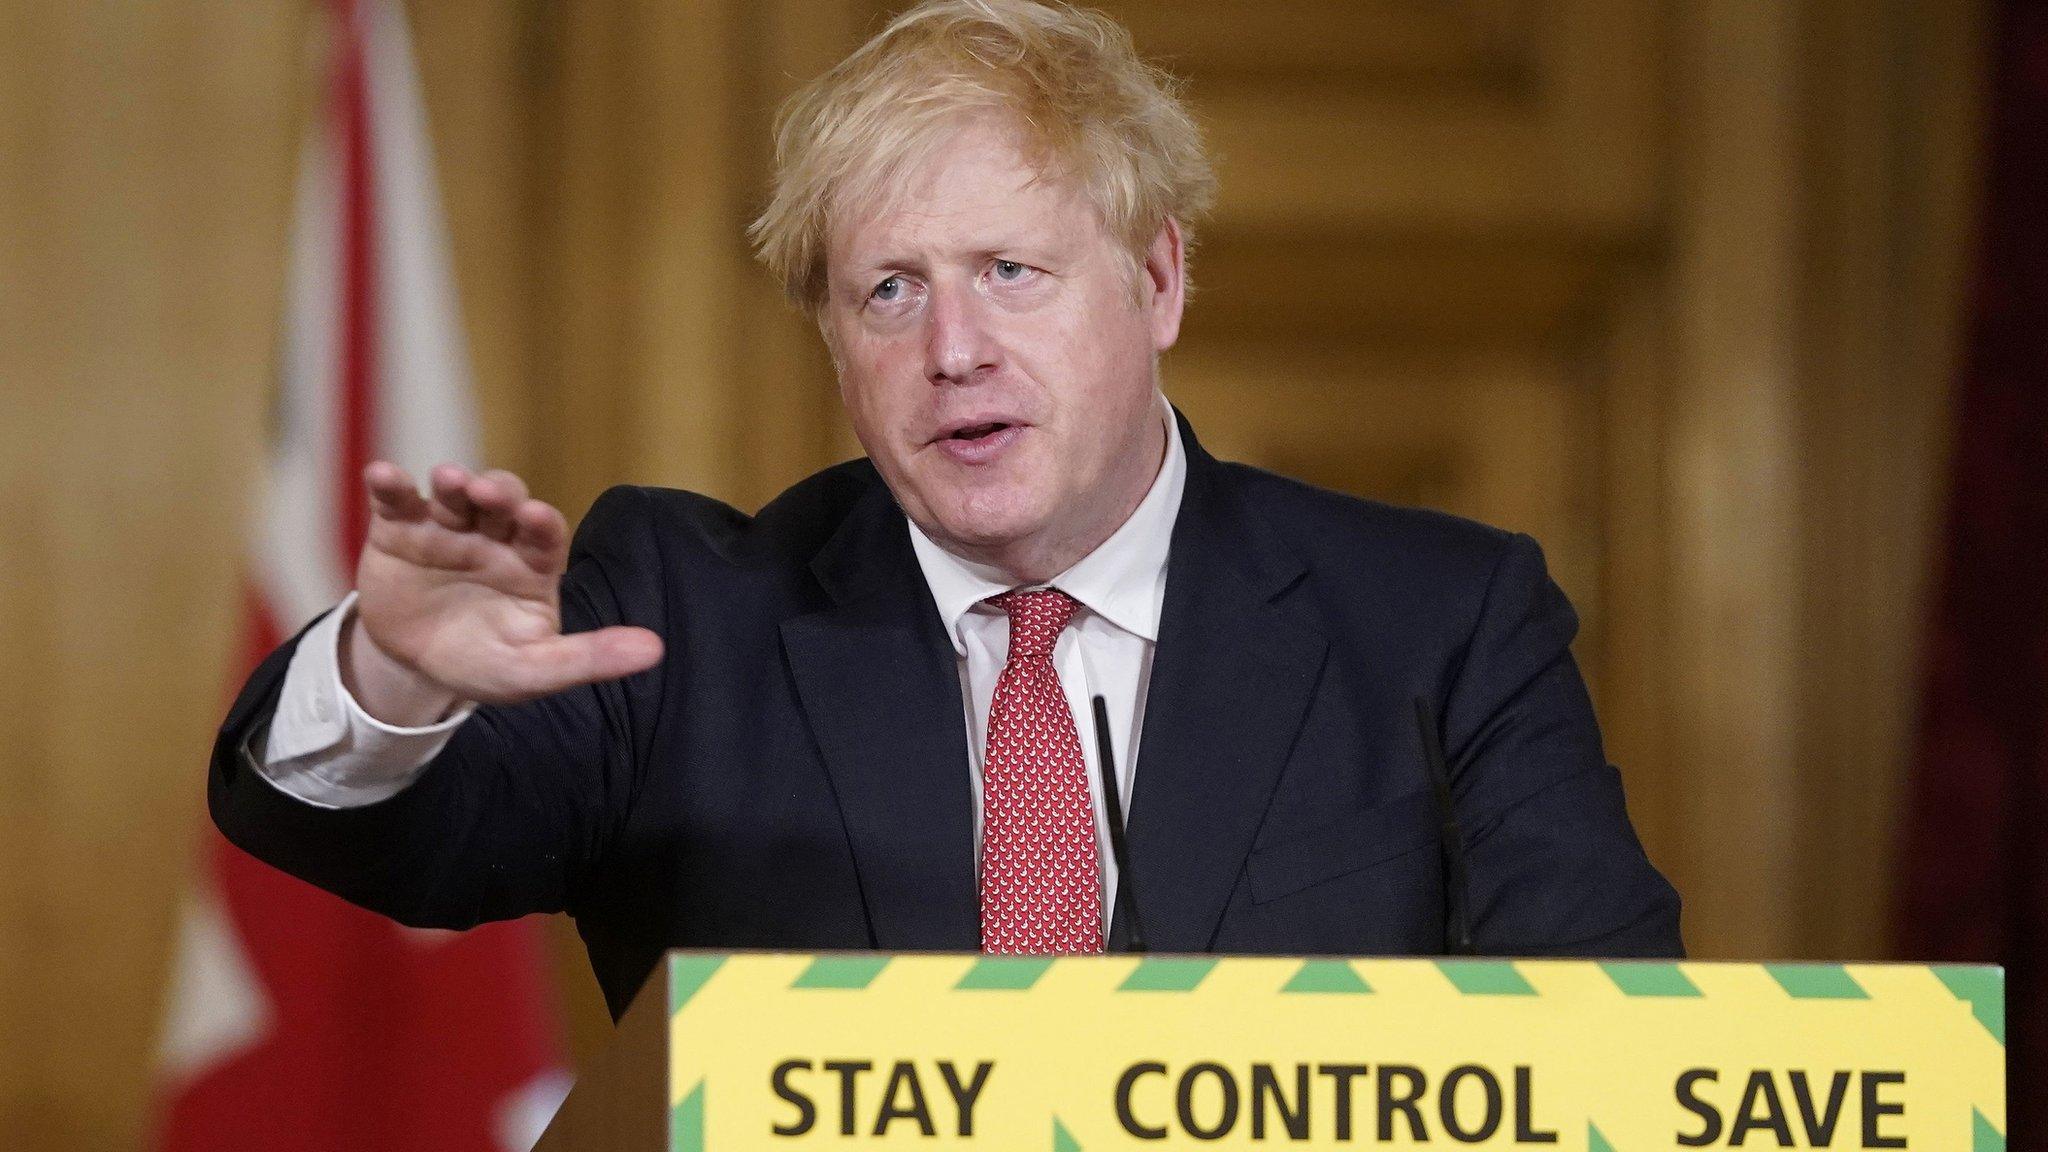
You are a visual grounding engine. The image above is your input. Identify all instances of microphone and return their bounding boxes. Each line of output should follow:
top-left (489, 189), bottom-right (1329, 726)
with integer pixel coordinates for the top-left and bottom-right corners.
top-left (1413, 696), bottom-right (1474, 956)
top-left (1091, 695), bottom-right (1147, 953)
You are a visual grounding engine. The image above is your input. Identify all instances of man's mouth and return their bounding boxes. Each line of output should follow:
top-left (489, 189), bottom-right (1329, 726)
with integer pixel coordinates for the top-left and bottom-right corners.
top-left (932, 420), bottom-right (1026, 463)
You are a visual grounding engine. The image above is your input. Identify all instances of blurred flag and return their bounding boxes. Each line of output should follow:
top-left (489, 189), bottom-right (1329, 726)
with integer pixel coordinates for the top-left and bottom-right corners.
top-left (150, 1), bottom-right (568, 1149)
top-left (1895, 0), bottom-right (2048, 1137)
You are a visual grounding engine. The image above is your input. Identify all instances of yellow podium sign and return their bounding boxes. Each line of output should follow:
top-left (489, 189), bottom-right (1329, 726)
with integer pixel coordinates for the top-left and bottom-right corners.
top-left (657, 954), bottom-right (2003, 1150)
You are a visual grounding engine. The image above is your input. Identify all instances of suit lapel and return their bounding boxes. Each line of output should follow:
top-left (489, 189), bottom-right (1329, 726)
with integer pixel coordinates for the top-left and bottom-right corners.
top-left (1126, 417), bottom-right (1329, 951)
top-left (777, 418), bottom-right (1327, 955)
top-left (780, 482), bottom-right (980, 950)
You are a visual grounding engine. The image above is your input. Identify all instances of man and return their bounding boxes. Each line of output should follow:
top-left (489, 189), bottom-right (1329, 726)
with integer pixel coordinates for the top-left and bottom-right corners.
top-left (211, 0), bottom-right (1681, 1020)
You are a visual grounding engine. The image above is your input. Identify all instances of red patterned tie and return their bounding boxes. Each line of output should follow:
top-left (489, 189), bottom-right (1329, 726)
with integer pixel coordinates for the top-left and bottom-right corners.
top-left (979, 589), bottom-right (1104, 954)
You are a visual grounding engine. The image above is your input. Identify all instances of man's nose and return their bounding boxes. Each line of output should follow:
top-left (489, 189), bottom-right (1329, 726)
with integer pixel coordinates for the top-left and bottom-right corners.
top-left (923, 284), bottom-right (998, 385)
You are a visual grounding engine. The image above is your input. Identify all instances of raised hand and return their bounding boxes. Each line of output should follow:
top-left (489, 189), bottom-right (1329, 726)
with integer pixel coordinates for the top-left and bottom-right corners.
top-left (341, 461), bottom-right (664, 724)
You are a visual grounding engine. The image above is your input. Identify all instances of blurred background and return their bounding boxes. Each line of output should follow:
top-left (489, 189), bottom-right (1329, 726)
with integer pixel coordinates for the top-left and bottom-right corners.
top-left (1, 0), bottom-right (2030, 1148)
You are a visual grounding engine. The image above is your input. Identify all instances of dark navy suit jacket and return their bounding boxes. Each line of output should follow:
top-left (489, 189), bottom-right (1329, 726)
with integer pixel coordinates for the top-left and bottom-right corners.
top-left (210, 414), bottom-right (1681, 1018)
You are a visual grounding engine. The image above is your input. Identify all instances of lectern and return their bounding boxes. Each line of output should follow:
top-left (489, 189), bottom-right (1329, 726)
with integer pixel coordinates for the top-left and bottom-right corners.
top-left (536, 952), bottom-right (2005, 1150)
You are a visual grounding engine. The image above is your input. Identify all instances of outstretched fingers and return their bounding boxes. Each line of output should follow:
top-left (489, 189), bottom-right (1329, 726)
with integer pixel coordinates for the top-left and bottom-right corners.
top-left (365, 462), bottom-right (561, 576)
top-left (428, 463), bottom-right (479, 530)
top-left (509, 498), bottom-right (569, 575)
top-left (365, 461), bottom-right (430, 522)
top-left (469, 469), bottom-right (530, 542)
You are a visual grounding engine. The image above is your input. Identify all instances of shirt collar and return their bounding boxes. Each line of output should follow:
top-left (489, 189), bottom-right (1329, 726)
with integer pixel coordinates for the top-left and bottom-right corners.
top-left (907, 393), bottom-right (1187, 654)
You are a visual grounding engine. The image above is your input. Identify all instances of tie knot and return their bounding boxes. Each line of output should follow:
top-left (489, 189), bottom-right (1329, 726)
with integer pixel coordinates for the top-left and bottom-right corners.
top-left (988, 588), bottom-right (1078, 659)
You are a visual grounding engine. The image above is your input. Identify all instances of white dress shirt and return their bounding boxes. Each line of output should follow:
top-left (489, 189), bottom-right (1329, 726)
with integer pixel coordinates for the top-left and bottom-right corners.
top-left (253, 394), bottom-right (1187, 909)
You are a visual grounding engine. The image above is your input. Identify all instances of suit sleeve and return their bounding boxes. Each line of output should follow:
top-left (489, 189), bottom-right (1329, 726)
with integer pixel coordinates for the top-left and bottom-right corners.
top-left (207, 485), bottom-right (668, 929)
top-left (1442, 532), bottom-right (1684, 957)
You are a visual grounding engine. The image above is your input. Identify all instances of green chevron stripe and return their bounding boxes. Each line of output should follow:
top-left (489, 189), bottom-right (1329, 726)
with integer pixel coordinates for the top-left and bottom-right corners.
top-left (1600, 961), bottom-right (1702, 998)
top-left (1589, 1121), bottom-right (1617, 1152)
top-left (1975, 1109), bottom-right (2006, 1152)
top-left (1933, 966), bottom-right (2006, 1044)
top-left (669, 954), bottom-right (727, 1014)
top-left (671, 1080), bottom-right (704, 1152)
top-left (1282, 959), bottom-right (1373, 994)
top-left (957, 956), bottom-right (1055, 991)
top-left (1054, 1115), bottom-right (1083, 1151)
top-left (1765, 964), bottom-right (1868, 999)
top-left (792, 955), bottom-right (891, 990)
top-left (1118, 957), bottom-right (1217, 992)
top-left (1436, 959), bottom-right (1536, 995)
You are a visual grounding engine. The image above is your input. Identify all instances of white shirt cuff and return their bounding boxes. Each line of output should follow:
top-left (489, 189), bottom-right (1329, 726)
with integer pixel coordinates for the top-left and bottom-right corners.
top-left (248, 591), bottom-right (473, 808)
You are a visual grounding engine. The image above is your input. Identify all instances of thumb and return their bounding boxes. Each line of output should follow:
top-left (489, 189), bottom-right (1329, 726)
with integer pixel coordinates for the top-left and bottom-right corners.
top-left (508, 625), bottom-right (664, 697)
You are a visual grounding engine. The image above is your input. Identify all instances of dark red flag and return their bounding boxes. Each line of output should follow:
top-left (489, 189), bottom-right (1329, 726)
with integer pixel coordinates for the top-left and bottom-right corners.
top-left (1896, 0), bottom-right (2048, 1140)
top-left (150, 1), bottom-right (569, 1148)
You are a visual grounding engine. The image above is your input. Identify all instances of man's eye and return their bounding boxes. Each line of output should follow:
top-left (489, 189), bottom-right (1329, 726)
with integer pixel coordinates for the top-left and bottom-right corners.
top-left (871, 275), bottom-right (905, 302)
top-left (993, 260), bottom-right (1028, 281)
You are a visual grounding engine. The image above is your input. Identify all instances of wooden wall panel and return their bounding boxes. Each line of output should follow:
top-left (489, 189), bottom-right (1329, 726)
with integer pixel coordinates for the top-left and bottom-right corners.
top-left (1662, 0), bottom-right (1806, 956)
top-left (1791, 0), bottom-right (1987, 960)
top-left (1180, 0), bottom-right (1658, 237)
top-left (410, 0), bottom-right (541, 474)
top-left (0, 5), bottom-right (302, 1148)
top-left (525, 0), bottom-right (854, 520)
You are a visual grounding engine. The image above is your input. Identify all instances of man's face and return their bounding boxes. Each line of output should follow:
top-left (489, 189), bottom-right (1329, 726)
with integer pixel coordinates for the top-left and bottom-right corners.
top-left (821, 115), bottom-right (1185, 580)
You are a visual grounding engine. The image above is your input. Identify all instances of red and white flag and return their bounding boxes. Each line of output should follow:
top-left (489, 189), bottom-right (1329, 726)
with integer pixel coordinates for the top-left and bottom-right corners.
top-left (152, 1), bottom-right (568, 1148)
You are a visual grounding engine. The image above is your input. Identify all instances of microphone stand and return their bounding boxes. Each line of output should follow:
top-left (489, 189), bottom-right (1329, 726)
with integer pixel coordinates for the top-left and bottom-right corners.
top-left (1414, 696), bottom-right (1474, 955)
top-left (1091, 695), bottom-right (1147, 953)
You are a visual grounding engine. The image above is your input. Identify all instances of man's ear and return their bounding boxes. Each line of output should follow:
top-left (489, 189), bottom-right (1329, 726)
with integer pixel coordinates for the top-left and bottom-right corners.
top-left (1142, 216), bottom-right (1187, 352)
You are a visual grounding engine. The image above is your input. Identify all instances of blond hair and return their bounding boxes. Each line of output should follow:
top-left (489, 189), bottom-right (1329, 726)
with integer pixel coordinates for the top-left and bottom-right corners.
top-left (749, 0), bottom-right (1215, 313)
